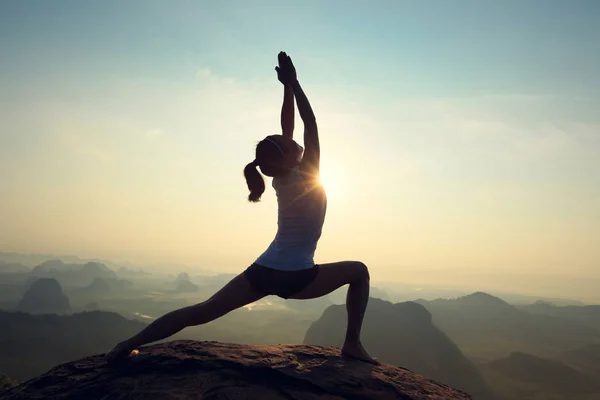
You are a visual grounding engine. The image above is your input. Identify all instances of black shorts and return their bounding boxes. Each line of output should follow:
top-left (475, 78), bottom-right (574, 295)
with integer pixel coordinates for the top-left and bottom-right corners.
top-left (243, 263), bottom-right (319, 299)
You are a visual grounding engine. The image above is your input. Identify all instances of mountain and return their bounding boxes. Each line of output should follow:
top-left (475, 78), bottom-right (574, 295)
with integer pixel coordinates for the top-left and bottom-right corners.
top-left (0, 253), bottom-right (58, 268)
top-left (0, 310), bottom-right (146, 381)
top-left (0, 252), bottom-right (121, 271)
top-left (490, 293), bottom-right (585, 307)
top-left (0, 262), bottom-right (29, 274)
top-left (16, 278), bottom-right (71, 315)
top-left (175, 279), bottom-right (199, 293)
top-left (304, 298), bottom-right (496, 400)
top-left (481, 351), bottom-right (600, 400)
top-left (116, 266), bottom-right (150, 278)
top-left (30, 261), bottom-right (117, 286)
top-left (86, 278), bottom-right (111, 296)
top-left (520, 301), bottom-right (600, 330)
top-left (31, 259), bottom-right (70, 273)
top-left (0, 283), bottom-right (27, 310)
top-left (176, 272), bottom-right (190, 281)
top-left (1, 341), bottom-right (473, 400)
top-left (416, 292), bottom-right (600, 361)
top-left (557, 344), bottom-right (600, 381)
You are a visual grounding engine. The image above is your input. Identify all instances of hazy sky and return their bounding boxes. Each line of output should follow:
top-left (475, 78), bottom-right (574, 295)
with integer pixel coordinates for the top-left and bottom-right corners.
top-left (1, 1), bottom-right (599, 300)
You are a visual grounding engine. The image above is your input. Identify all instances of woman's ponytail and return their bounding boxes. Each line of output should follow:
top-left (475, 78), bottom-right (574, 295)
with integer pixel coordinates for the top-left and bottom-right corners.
top-left (243, 161), bottom-right (265, 202)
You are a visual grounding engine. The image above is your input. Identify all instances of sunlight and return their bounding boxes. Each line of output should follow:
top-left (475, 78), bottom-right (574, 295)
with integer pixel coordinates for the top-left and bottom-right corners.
top-left (319, 158), bottom-right (345, 200)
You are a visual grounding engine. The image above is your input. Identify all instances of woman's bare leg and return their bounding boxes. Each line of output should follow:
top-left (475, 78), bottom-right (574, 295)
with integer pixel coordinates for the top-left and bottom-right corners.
top-left (288, 261), bottom-right (376, 364)
top-left (106, 273), bottom-right (265, 362)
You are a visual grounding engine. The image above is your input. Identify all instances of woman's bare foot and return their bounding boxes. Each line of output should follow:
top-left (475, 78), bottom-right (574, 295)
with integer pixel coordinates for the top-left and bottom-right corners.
top-left (341, 341), bottom-right (380, 365)
top-left (105, 340), bottom-right (139, 364)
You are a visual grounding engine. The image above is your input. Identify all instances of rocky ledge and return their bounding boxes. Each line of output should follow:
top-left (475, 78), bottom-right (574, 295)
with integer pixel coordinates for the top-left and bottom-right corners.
top-left (1, 340), bottom-right (472, 400)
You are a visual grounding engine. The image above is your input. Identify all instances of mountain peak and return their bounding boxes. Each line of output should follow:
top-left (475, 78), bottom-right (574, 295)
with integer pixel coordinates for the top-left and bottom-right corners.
top-left (17, 278), bottom-right (70, 315)
top-left (458, 292), bottom-right (511, 307)
top-left (34, 259), bottom-right (66, 271)
top-left (3, 340), bottom-right (473, 400)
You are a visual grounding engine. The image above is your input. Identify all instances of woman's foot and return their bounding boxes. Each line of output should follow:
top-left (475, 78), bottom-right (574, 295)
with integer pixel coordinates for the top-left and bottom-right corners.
top-left (105, 340), bottom-right (139, 364)
top-left (341, 341), bottom-right (380, 365)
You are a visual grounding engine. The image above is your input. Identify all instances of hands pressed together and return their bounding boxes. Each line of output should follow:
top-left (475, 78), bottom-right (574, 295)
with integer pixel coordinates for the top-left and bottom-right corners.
top-left (275, 51), bottom-right (297, 85)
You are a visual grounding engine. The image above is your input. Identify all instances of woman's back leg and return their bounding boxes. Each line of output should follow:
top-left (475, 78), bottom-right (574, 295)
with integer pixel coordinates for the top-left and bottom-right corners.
top-left (106, 273), bottom-right (265, 363)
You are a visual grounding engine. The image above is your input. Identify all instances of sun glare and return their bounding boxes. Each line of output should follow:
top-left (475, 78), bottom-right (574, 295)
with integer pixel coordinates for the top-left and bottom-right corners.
top-left (319, 159), bottom-right (345, 200)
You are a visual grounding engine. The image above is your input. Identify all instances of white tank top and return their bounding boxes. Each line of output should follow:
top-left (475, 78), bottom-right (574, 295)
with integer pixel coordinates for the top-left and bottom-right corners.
top-left (255, 166), bottom-right (327, 271)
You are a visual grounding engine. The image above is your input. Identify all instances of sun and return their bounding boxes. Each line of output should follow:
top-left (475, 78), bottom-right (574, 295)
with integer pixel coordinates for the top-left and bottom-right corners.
top-left (318, 158), bottom-right (345, 200)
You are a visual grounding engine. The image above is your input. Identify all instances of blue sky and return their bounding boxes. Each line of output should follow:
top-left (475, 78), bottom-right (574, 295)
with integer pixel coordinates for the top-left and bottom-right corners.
top-left (3, 1), bottom-right (599, 94)
top-left (1, 1), bottom-right (599, 300)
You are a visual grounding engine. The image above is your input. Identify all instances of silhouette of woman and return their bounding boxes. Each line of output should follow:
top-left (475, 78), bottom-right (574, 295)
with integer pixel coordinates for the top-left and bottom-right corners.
top-left (106, 52), bottom-right (376, 364)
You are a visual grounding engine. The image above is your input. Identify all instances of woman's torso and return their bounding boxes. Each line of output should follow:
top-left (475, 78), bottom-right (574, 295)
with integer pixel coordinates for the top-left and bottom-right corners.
top-left (255, 166), bottom-right (327, 271)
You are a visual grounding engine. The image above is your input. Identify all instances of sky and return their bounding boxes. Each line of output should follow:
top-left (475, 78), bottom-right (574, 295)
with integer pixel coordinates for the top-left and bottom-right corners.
top-left (1, 1), bottom-right (599, 301)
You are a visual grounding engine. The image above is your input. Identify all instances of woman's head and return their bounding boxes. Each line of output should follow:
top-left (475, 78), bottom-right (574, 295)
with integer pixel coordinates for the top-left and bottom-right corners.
top-left (244, 135), bottom-right (303, 202)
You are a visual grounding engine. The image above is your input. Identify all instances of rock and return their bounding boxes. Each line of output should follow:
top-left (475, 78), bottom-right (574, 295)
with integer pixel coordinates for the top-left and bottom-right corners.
top-left (1, 341), bottom-right (473, 400)
top-left (0, 374), bottom-right (17, 393)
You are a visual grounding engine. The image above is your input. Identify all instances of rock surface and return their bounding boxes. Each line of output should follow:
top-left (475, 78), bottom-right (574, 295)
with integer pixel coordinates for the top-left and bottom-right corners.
top-left (1, 340), bottom-right (473, 400)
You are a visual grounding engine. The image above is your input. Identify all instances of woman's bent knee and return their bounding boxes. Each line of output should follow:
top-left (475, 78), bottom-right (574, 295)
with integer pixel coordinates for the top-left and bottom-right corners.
top-left (352, 261), bottom-right (369, 281)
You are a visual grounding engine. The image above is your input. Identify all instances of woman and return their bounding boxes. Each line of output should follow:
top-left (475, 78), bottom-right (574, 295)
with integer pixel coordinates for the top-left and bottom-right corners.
top-left (106, 52), bottom-right (376, 364)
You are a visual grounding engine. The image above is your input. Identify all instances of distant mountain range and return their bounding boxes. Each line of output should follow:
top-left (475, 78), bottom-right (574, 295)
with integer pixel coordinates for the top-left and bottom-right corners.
top-left (0, 261), bottom-right (29, 274)
top-left (481, 351), bottom-right (600, 400)
top-left (415, 292), bottom-right (600, 362)
top-left (557, 343), bottom-right (600, 382)
top-left (520, 301), bottom-right (600, 331)
top-left (0, 252), bottom-right (119, 269)
top-left (2, 252), bottom-right (599, 400)
top-left (30, 260), bottom-right (117, 286)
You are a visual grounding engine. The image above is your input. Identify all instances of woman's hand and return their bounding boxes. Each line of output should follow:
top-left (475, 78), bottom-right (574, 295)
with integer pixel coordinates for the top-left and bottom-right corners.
top-left (275, 51), bottom-right (297, 85)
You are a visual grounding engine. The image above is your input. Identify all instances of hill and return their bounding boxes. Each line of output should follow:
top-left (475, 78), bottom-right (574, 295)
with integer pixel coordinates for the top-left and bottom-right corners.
top-left (16, 278), bottom-right (70, 315)
top-left (304, 298), bottom-right (495, 399)
top-left (416, 292), bottom-right (600, 361)
top-left (481, 351), bottom-right (600, 400)
top-left (30, 260), bottom-right (116, 286)
top-left (1, 341), bottom-right (473, 400)
top-left (520, 301), bottom-right (600, 331)
top-left (0, 310), bottom-right (146, 381)
top-left (0, 262), bottom-right (29, 274)
top-left (557, 343), bottom-right (600, 381)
